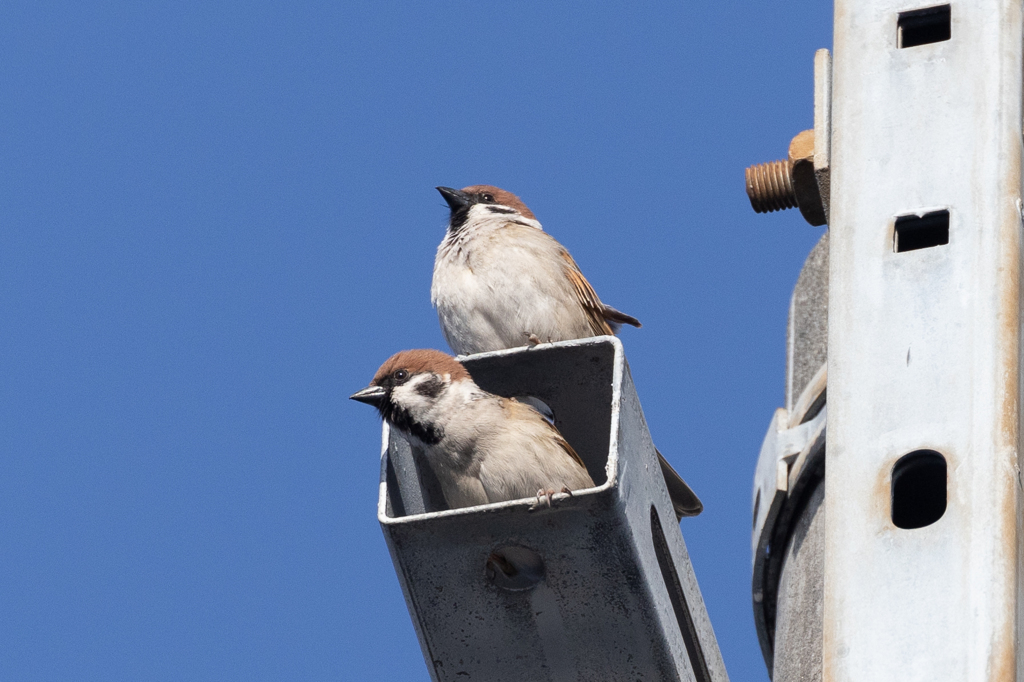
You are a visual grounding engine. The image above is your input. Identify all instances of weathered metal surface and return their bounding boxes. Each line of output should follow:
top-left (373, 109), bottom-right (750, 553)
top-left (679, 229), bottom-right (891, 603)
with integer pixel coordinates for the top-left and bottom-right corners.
top-left (377, 337), bottom-right (729, 682)
top-left (750, 390), bottom-right (826, 671)
top-left (745, 132), bottom-right (827, 227)
top-left (786, 234), bottom-right (829, 414)
top-left (746, 159), bottom-right (798, 214)
top-left (825, 1), bottom-right (1024, 680)
top-left (751, 228), bottom-right (828, 679)
top-left (812, 49), bottom-right (831, 226)
top-left (771, 479), bottom-right (824, 682)
top-left (789, 131), bottom-right (828, 227)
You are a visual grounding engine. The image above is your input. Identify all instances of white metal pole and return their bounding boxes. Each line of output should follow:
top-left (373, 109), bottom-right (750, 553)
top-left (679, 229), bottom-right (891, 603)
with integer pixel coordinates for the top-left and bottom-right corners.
top-left (825, 1), bottom-right (1024, 680)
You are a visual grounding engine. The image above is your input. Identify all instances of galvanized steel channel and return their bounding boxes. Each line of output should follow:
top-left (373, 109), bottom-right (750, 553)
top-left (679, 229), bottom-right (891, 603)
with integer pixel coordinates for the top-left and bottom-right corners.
top-left (377, 337), bottom-right (728, 682)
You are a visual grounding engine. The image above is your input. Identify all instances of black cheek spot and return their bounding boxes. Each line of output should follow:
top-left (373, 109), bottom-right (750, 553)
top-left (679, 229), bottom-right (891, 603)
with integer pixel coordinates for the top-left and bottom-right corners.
top-left (487, 206), bottom-right (515, 215)
top-left (415, 376), bottom-right (444, 399)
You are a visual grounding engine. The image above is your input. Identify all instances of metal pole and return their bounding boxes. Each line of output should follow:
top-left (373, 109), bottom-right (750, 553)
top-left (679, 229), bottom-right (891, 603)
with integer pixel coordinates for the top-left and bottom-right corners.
top-left (825, 2), bottom-right (1024, 680)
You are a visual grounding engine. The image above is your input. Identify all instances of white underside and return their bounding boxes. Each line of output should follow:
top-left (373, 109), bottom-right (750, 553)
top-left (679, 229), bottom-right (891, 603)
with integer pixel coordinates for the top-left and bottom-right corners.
top-left (431, 210), bottom-right (596, 355)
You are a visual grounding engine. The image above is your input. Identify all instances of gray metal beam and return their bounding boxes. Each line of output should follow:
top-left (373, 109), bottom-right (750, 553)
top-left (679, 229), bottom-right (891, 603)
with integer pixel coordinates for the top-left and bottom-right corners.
top-left (378, 338), bottom-right (729, 682)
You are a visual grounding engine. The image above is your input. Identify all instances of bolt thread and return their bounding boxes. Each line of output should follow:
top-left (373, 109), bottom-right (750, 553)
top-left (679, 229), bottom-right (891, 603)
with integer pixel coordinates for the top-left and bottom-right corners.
top-left (745, 160), bottom-right (797, 213)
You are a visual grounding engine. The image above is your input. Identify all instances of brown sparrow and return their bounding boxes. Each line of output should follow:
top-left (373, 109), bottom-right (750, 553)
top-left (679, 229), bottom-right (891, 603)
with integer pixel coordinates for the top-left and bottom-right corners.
top-left (430, 185), bottom-right (702, 518)
top-left (431, 185), bottom-right (640, 355)
top-left (351, 349), bottom-right (595, 510)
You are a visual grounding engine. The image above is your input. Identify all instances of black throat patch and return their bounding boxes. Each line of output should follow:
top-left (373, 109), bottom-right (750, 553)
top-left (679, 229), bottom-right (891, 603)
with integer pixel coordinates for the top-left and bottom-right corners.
top-left (378, 401), bottom-right (444, 446)
top-left (447, 203), bottom-right (472, 232)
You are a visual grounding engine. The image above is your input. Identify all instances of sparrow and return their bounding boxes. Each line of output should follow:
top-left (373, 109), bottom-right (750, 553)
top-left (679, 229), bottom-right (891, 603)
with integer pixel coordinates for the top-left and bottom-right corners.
top-left (431, 185), bottom-right (641, 355)
top-left (351, 349), bottom-right (595, 510)
top-left (430, 185), bottom-right (703, 518)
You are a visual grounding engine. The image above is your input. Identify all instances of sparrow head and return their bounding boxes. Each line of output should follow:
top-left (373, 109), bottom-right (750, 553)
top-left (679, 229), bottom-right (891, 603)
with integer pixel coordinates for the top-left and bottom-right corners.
top-left (350, 349), bottom-right (472, 444)
top-left (436, 185), bottom-right (537, 233)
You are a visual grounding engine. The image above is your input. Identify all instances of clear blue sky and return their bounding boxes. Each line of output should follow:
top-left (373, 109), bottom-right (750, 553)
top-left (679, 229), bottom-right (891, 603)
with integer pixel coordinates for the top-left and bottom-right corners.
top-left (0, 2), bottom-right (831, 680)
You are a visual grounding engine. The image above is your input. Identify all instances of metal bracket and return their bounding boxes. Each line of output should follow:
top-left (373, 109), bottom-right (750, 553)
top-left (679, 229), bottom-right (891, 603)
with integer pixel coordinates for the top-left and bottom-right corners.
top-left (750, 363), bottom-right (826, 670)
top-left (745, 49), bottom-right (832, 228)
top-left (377, 337), bottom-right (729, 682)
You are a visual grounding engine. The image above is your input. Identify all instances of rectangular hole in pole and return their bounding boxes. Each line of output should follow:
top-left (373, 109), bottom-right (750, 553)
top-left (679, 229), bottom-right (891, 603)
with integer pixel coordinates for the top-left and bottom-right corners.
top-left (894, 210), bottom-right (949, 252)
top-left (898, 5), bottom-right (951, 48)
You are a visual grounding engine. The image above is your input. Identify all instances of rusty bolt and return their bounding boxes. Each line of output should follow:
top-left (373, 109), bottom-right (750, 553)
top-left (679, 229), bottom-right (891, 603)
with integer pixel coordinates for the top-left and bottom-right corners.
top-left (745, 160), bottom-right (797, 213)
top-left (745, 129), bottom-right (826, 227)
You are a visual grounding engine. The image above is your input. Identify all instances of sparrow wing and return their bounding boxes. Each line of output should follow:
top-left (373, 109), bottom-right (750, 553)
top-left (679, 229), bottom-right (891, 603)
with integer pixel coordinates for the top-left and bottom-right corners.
top-left (550, 425), bottom-right (587, 471)
top-left (508, 398), bottom-right (588, 471)
top-left (558, 249), bottom-right (642, 335)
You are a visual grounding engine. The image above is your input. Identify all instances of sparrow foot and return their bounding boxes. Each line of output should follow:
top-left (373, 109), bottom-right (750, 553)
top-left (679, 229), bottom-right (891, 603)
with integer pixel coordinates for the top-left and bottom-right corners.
top-left (529, 486), bottom-right (574, 511)
top-left (524, 332), bottom-right (543, 346)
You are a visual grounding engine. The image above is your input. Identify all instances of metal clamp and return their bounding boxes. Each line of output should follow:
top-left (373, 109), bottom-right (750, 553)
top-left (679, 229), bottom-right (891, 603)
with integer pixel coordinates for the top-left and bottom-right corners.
top-left (750, 363), bottom-right (826, 670)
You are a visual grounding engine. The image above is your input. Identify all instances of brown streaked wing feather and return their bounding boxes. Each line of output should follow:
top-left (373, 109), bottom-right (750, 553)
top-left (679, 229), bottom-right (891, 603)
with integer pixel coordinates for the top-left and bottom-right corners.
top-left (508, 399), bottom-right (588, 470)
top-left (558, 249), bottom-right (616, 336)
top-left (551, 426), bottom-right (587, 470)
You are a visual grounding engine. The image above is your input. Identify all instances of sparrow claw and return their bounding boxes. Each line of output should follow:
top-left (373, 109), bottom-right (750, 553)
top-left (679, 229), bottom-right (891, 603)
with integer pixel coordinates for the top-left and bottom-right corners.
top-left (529, 487), bottom-right (573, 511)
top-left (524, 332), bottom-right (543, 346)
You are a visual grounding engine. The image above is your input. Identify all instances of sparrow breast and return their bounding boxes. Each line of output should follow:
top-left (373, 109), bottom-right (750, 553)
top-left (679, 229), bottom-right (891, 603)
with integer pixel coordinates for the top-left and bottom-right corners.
top-left (433, 224), bottom-right (597, 354)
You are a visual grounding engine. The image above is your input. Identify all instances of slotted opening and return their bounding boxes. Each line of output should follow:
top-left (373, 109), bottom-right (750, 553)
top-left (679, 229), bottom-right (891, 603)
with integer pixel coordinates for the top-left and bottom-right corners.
top-left (894, 210), bottom-right (949, 252)
top-left (891, 450), bottom-right (947, 529)
top-left (752, 490), bottom-right (761, 530)
top-left (898, 5), bottom-right (951, 48)
top-left (651, 505), bottom-right (711, 682)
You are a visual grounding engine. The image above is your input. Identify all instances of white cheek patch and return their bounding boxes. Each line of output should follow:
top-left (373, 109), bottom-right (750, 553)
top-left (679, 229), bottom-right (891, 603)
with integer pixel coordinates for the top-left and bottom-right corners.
top-left (391, 383), bottom-right (429, 413)
top-left (456, 205), bottom-right (544, 237)
top-left (467, 204), bottom-right (505, 223)
top-left (512, 216), bottom-right (543, 230)
top-left (466, 204), bottom-right (540, 228)
top-left (392, 374), bottom-right (448, 414)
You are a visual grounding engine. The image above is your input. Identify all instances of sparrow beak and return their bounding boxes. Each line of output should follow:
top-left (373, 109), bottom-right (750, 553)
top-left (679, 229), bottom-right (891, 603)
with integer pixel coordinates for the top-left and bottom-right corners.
top-left (350, 385), bottom-right (387, 407)
top-left (437, 186), bottom-right (472, 212)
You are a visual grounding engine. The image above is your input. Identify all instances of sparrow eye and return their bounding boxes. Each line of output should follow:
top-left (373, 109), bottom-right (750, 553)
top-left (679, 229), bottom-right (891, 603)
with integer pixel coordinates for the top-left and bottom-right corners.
top-left (480, 193), bottom-right (495, 203)
top-left (393, 369), bottom-right (409, 383)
